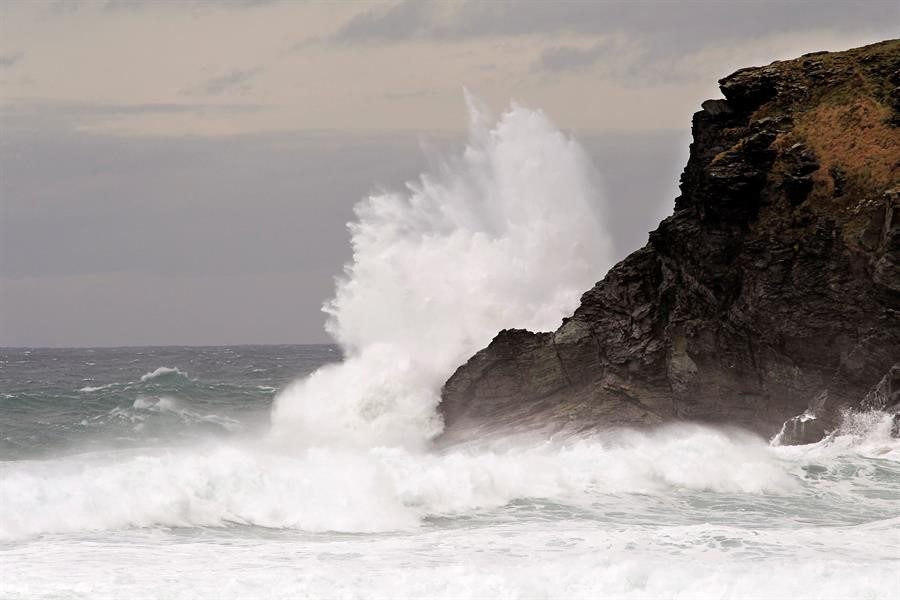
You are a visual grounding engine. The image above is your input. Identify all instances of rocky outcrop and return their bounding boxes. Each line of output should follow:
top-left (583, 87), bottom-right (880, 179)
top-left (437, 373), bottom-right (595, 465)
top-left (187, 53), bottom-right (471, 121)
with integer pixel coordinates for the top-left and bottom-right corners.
top-left (440, 40), bottom-right (900, 444)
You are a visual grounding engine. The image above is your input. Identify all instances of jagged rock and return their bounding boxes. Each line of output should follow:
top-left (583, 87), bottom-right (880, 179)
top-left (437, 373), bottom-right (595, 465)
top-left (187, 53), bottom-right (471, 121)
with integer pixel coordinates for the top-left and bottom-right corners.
top-left (701, 99), bottom-right (734, 116)
top-left (862, 363), bottom-right (900, 412)
top-left (776, 409), bottom-right (831, 446)
top-left (771, 379), bottom-right (898, 446)
top-left (874, 187), bottom-right (900, 292)
top-left (780, 143), bottom-right (820, 204)
top-left (439, 40), bottom-right (900, 444)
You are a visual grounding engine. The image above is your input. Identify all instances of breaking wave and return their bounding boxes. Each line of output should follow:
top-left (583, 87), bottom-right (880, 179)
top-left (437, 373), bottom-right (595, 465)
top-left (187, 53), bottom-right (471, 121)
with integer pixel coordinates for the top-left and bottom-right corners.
top-left (140, 366), bottom-right (190, 383)
top-left (270, 95), bottom-right (613, 450)
top-left (3, 419), bottom-right (898, 541)
top-left (0, 425), bottom-right (814, 540)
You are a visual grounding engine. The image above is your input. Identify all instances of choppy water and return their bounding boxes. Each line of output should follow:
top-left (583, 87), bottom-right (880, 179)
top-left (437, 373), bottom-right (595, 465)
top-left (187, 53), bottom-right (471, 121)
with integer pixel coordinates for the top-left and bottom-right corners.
top-left (2, 346), bottom-right (899, 600)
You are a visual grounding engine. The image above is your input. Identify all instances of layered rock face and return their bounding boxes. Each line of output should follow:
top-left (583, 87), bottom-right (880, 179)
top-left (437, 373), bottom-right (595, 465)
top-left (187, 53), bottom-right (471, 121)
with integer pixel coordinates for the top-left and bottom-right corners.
top-left (440, 40), bottom-right (900, 444)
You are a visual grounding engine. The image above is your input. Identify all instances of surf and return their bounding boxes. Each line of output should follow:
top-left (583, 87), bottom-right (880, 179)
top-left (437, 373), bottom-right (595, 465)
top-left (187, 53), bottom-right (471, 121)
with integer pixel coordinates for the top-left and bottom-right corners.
top-left (270, 95), bottom-right (614, 451)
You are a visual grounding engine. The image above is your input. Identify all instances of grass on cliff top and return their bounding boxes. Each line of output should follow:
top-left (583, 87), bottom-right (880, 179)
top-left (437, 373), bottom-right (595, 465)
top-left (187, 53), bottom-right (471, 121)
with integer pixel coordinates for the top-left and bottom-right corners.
top-left (797, 97), bottom-right (898, 200)
top-left (784, 40), bottom-right (900, 201)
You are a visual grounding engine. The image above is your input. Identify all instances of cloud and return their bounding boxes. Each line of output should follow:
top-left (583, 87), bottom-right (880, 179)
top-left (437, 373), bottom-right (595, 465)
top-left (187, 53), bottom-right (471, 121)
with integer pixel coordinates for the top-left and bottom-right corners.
top-left (1, 100), bottom-right (261, 119)
top-left (335, 1), bottom-right (430, 42)
top-left (382, 88), bottom-right (438, 100)
top-left (184, 67), bottom-right (264, 96)
top-left (537, 44), bottom-right (608, 73)
top-left (333, 1), bottom-right (899, 44)
top-left (0, 52), bottom-right (23, 69)
top-left (102, 0), bottom-right (278, 11)
top-left (0, 100), bottom-right (262, 136)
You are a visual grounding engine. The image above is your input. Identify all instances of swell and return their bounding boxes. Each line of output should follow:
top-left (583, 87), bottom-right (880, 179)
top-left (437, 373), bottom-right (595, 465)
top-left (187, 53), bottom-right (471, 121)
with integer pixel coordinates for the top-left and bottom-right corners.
top-left (0, 366), bottom-right (275, 459)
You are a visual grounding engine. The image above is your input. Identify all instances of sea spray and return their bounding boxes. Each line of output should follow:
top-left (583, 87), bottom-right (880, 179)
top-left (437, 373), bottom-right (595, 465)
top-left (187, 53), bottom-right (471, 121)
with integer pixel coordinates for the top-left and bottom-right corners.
top-left (270, 96), bottom-right (614, 449)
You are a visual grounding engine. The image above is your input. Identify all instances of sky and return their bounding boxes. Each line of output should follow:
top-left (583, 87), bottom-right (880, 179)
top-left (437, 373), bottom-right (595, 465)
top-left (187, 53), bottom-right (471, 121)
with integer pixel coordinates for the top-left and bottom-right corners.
top-left (1, 0), bottom-right (898, 347)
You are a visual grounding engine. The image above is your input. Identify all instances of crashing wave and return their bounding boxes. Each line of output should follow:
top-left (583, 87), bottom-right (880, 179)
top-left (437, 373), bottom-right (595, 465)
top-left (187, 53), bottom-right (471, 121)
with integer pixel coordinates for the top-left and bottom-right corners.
top-left (139, 367), bottom-right (190, 383)
top-left (270, 95), bottom-right (613, 450)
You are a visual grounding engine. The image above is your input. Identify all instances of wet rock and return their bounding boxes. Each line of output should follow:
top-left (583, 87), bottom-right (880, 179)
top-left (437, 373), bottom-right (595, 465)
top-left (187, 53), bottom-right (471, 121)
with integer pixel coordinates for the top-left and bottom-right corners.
top-left (776, 410), bottom-right (831, 446)
top-left (862, 363), bottom-right (900, 413)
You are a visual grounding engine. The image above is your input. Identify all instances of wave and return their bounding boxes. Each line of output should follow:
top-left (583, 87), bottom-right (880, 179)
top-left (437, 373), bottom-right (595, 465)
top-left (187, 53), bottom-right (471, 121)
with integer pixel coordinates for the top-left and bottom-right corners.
top-left (75, 366), bottom-right (193, 395)
top-left (130, 396), bottom-right (242, 431)
top-left (774, 410), bottom-right (900, 461)
top-left (4, 423), bottom-right (897, 541)
top-left (78, 383), bottom-right (117, 393)
top-left (271, 95), bottom-right (613, 450)
top-left (139, 366), bottom-right (190, 383)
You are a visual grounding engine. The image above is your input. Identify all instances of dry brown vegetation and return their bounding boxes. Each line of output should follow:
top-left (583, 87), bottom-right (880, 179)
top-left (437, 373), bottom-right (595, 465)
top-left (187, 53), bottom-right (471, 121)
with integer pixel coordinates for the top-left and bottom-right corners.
top-left (797, 97), bottom-right (899, 202)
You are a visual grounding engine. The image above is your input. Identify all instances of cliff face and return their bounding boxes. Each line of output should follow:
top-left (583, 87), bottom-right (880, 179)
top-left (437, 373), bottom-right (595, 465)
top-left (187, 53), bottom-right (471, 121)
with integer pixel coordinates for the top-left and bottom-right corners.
top-left (439, 40), bottom-right (900, 444)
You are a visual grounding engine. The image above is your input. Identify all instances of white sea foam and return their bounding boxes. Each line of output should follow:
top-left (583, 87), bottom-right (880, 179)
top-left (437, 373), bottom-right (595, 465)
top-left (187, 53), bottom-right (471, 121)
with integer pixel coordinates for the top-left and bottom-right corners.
top-left (78, 383), bottom-right (114, 393)
top-left (0, 425), bottom-right (852, 541)
top-left (139, 366), bottom-right (189, 382)
top-left (270, 96), bottom-right (613, 450)
top-left (129, 396), bottom-right (241, 431)
top-left (774, 409), bottom-right (900, 461)
top-left (6, 527), bottom-right (898, 600)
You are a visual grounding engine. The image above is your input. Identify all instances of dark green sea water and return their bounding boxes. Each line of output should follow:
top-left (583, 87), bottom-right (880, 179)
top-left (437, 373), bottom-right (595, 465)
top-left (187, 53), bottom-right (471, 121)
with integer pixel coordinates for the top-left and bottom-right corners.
top-left (0, 345), bottom-right (339, 460)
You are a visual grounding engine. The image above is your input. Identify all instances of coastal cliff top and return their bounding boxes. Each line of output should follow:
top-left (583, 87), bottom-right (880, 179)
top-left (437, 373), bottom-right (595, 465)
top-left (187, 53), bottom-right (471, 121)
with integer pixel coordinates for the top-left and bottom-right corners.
top-left (716, 39), bottom-right (899, 206)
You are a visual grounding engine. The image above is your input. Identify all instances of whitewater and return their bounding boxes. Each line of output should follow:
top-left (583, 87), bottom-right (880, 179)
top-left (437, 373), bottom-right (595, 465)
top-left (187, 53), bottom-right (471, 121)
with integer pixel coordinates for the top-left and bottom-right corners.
top-left (1, 101), bottom-right (898, 600)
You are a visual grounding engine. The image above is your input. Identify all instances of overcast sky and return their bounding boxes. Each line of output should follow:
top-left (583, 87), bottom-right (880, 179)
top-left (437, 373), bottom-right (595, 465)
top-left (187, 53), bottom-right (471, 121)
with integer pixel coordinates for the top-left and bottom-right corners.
top-left (1, 1), bottom-right (898, 347)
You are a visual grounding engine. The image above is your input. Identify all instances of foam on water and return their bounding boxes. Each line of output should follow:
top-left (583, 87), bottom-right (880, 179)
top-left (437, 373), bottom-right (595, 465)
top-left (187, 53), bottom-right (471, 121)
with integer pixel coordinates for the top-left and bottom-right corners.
top-left (140, 366), bottom-right (190, 382)
top-left (2, 419), bottom-right (898, 598)
top-left (3, 421), bottom-right (898, 542)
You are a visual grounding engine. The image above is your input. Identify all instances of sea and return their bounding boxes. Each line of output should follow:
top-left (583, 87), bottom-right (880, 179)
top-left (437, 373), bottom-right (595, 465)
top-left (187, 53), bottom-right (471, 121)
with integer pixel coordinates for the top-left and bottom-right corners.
top-left (3, 99), bottom-right (899, 599)
top-left (1, 345), bottom-right (898, 599)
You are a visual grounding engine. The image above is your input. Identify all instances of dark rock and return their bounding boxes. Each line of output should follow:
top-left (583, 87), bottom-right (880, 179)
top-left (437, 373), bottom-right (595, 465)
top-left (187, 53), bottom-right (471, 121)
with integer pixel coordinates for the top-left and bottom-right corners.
top-left (862, 363), bottom-right (900, 412)
top-left (874, 188), bottom-right (900, 293)
top-left (719, 66), bottom-right (778, 110)
top-left (439, 40), bottom-right (900, 444)
top-left (776, 410), bottom-right (831, 446)
top-left (701, 99), bottom-right (734, 116)
top-left (780, 143), bottom-right (820, 205)
top-left (829, 165), bottom-right (847, 197)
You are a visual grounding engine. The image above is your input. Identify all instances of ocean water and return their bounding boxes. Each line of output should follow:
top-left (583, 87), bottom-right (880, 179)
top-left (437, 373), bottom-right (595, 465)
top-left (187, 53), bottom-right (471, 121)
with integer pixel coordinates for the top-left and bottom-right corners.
top-left (1, 346), bottom-right (899, 599)
top-left (3, 99), bottom-right (899, 599)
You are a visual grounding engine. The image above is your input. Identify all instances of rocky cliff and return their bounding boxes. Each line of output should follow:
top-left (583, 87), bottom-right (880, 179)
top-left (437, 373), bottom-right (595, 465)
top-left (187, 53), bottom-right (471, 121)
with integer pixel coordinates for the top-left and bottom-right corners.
top-left (439, 40), bottom-right (900, 444)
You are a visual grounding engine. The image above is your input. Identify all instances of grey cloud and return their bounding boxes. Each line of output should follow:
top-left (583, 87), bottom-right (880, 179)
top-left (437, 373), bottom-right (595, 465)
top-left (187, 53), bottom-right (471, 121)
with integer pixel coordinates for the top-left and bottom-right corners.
top-left (537, 44), bottom-right (608, 73)
top-left (102, 0), bottom-right (279, 12)
top-left (0, 100), bottom-right (262, 135)
top-left (0, 52), bottom-right (23, 69)
top-left (531, 42), bottom-right (679, 82)
top-left (334, 1), bottom-right (899, 44)
top-left (8, 100), bottom-right (258, 115)
top-left (185, 67), bottom-right (264, 96)
top-left (382, 88), bottom-right (439, 100)
top-left (335, 1), bottom-right (433, 43)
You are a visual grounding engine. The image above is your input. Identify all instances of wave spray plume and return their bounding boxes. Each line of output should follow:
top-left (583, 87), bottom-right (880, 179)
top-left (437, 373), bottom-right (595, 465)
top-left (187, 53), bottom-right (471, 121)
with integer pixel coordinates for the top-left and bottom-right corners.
top-left (270, 95), bottom-right (614, 449)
